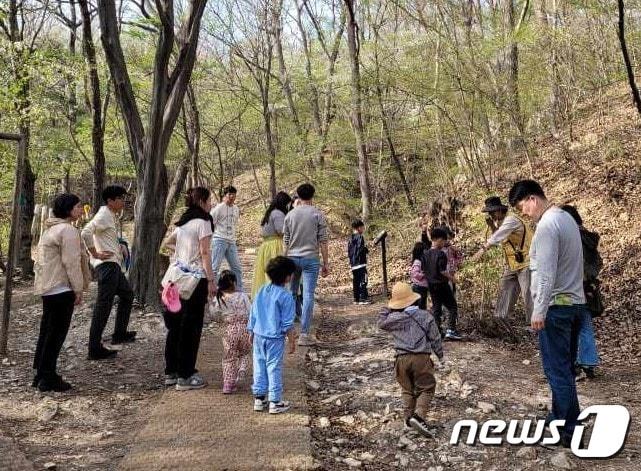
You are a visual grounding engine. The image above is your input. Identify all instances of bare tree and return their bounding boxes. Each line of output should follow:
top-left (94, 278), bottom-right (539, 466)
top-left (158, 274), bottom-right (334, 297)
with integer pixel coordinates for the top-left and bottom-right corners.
top-left (369, 4), bottom-right (414, 209)
top-left (0, 0), bottom-right (50, 277)
top-left (78, 0), bottom-right (108, 210)
top-left (617, 0), bottom-right (641, 118)
top-left (97, 0), bottom-right (208, 305)
top-left (343, 0), bottom-right (372, 220)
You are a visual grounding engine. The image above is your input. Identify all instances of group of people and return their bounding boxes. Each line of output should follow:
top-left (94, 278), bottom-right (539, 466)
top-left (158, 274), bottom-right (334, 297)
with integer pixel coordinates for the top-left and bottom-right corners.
top-left (376, 180), bottom-right (603, 446)
top-left (31, 182), bottom-right (330, 415)
top-left (33, 186), bottom-right (136, 392)
top-left (31, 177), bottom-right (603, 441)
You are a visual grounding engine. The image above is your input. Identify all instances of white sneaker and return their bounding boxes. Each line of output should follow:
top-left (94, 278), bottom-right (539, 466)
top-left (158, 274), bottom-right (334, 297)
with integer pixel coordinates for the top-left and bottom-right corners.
top-left (254, 398), bottom-right (269, 412)
top-left (269, 400), bottom-right (291, 414)
top-left (175, 373), bottom-right (207, 391)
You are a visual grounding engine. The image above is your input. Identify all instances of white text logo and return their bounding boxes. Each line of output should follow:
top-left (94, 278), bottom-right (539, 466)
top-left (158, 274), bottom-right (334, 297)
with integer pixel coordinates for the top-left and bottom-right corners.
top-left (450, 404), bottom-right (630, 458)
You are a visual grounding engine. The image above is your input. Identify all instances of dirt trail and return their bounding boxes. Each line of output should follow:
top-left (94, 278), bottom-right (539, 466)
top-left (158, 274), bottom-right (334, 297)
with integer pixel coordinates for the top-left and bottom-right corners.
top-left (308, 292), bottom-right (641, 470)
top-left (118, 249), bottom-right (315, 470)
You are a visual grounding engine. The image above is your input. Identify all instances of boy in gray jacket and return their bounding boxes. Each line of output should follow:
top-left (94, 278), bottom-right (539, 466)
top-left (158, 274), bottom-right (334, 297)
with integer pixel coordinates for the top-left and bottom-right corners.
top-left (379, 282), bottom-right (443, 437)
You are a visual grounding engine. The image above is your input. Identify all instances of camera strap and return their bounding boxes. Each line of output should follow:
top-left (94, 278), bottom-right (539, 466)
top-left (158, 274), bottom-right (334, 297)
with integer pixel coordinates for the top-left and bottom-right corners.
top-left (507, 218), bottom-right (527, 254)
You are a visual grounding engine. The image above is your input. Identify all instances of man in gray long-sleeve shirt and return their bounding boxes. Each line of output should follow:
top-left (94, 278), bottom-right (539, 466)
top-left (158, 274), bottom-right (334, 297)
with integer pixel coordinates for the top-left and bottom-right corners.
top-left (509, 180), bottom-right (586, 448)
top-left (283, 183), bottom-right (330, 346)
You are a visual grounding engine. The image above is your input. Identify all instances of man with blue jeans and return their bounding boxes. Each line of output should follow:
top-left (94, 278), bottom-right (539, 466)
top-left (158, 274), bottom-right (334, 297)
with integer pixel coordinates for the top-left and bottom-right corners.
top-left (509, 180), bottom-right (587, 448)
top-left (210, 186), bottom-right (243, 290)
top-left (283, 183), bottom-right (330, 346)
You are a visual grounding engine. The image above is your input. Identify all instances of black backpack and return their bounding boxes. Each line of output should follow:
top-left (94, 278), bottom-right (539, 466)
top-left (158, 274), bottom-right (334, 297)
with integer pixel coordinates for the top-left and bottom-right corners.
top-left (581, 229), bottom-right (604, 317)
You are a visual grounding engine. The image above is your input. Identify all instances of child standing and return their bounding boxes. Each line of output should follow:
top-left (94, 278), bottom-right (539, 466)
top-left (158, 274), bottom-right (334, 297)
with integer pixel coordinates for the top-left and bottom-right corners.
top-left (213, 270), bottom-right (252, 394)
top-left (409, 242), bottom-right (429, 310)
top-left (422, 228), bottom-right (462, 340)
top-left (347, 220), bottom-right (370, 305)
top-left (248, 256), bottom-right (298, 414)
top-left (379, 282), bottom-right (443, 437)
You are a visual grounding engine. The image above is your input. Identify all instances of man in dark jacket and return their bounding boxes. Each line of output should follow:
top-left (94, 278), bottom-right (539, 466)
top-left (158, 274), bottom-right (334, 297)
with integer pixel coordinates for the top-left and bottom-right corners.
top-left (348, 220), bottom-right (370, 305)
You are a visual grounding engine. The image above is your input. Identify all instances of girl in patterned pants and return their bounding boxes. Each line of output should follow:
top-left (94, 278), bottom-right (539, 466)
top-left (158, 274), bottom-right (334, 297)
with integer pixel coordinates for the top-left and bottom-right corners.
top-left (213, 271), bottom-right (252, 393)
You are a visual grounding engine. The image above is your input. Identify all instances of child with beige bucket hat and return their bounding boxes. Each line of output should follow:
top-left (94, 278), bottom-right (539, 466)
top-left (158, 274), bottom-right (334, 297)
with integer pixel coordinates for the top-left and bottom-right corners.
top-left (379, 282), bottom-right (444, 437)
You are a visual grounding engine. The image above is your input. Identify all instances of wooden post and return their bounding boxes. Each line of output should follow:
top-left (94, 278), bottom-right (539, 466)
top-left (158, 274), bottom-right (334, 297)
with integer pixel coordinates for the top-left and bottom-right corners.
top-left (381, 238), bottom-right (388, 297)
top-left (373, 230), bottom-right (389, 298)
top-left (0, 132), bottom-right (26, 357)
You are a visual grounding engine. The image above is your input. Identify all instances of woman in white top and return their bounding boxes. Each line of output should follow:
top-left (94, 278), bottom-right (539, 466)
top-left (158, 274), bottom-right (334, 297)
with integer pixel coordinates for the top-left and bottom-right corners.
top-left (33, 193), bottom-right (91, 392)
top-left (161, 187), bottom-right (216, 390)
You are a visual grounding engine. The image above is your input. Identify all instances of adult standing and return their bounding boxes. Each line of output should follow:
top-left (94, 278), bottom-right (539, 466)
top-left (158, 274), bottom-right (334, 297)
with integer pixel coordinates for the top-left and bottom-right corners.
top-left (509, 180), bottom-right (586, 448)
top-left (81, 185), bottom-right (135, 360)
top-left (33, 194), bottom-right (91, 391)
top-left (161, 187), bottom-right (216, 390)
top-left (251, 191), bottom-right (292, 298)
top-left (283, 183), bottom-right (329, 346)
top-left (471, 196), bottom-right (534, 323)
top-left (210, 186), bottom-right (243, 290)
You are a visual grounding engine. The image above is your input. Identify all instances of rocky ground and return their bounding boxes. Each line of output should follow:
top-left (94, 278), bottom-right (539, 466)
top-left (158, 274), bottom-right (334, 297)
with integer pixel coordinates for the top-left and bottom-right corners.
top-left (0, 281), bottom-right (225, 470)
top-left (307, 289), bottom-right (641, 470)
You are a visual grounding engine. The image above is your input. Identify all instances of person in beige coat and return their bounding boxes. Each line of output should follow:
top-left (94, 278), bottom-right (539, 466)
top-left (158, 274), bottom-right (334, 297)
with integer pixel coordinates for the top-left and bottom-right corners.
top-left (33, 193), bottom-right (91, 392)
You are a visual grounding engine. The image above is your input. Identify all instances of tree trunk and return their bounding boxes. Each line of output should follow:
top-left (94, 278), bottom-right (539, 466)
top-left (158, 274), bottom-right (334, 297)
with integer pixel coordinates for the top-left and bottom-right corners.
top-left (504, 0), bottom-right (526, 152)
top-left (79, 0), bottom-right (106, 211)
top-left (18, 150), bottom-right (35, 276)
top-left (184, 84), bottom-right (201, 186)
top-left (372, 24), bottom-right (413, 209)
top-left (617, 0), bottom-right (641, 118)
top-left (343, 0), bottom-right (372, 221)
top-left (7, 0), bottom-right (36, 278)
top-left (97, 0), bottom-right (208, 306)
top-left (165, 157), bottom-right (190, 224)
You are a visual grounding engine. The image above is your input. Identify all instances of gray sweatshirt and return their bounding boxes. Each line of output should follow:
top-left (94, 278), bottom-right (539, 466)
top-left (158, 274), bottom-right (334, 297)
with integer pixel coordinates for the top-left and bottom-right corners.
top-left (378, 306), bottom-right (444, 359)
top-left (530, 206), bottom-right (586, 322)
top-left (283, 205), bottom-right (328, 258)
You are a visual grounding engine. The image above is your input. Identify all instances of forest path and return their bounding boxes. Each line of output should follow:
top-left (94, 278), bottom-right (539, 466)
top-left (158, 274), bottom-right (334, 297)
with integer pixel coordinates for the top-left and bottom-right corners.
top-left (118, 247), bottom-right (316, 470)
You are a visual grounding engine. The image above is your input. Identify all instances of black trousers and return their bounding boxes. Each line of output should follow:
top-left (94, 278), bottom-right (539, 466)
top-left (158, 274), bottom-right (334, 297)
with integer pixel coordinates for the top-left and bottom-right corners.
top-left (34, 291), bottom-right (75, 380)
top-left (163, 279), bottom-right (208, 379)
top-left (428, 282), bottom-right (458, 331)
top-left (412, 285), bottom-right (429, 310)
top-left (89, 262), bottom-right (134, 353)
top-left (352, 267), bottom-right (369, 302)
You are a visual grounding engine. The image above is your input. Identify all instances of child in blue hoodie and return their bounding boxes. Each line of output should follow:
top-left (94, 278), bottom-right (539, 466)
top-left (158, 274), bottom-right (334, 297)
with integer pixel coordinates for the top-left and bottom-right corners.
top-left (248, 256), bottom-right (298, 414)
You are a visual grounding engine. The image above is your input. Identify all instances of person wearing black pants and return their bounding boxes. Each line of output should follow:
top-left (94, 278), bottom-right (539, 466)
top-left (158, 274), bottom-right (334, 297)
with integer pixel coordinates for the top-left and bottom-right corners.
top-left (427, 282), bottom-right (458, 335)
top-left (352, 267), bottom-right (369, 303)
top-left (421, 228), bottom-right (462, 340)
top-left (348, 220), bottom-right (370, 305)
top-left (160, 187), bottom-right (216, 390)
top-left (88, 262), bottom-right (134, 354)
top-left (82, 185), bottom-right (136, 360)
top-left (34, 292), bottom-right (75, 389)
top-left (33, 193), bottom-right (90, 392)
top-left (163, 279), bottom-right (208, 381)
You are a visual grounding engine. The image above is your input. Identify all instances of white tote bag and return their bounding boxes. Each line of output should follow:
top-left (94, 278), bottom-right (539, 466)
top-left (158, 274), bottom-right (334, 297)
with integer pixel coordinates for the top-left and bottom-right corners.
top-left (161, 263), bottom-right (201, 300)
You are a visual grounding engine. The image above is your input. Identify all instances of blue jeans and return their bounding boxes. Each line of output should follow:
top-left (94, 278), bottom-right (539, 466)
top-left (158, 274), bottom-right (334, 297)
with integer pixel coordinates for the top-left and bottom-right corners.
top-left (252, 334), bottom-right (285, 402)
top-left (539, 304), bottom-right (582, 441)
top-left (211, 238), bottom-right (243, 290)
top-left (577, 308), bottom-right (600, 367)
top-left (289, 256), bottom-right (320, 334)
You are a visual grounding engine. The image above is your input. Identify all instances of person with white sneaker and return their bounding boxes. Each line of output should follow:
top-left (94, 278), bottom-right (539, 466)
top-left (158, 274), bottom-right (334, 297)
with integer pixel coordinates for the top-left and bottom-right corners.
top-left (248, 256), bottom-right (298, 414)
top-left (160, 187), bottom-right (216, 391)
top-left (283, 183), bottom-right (330, 347)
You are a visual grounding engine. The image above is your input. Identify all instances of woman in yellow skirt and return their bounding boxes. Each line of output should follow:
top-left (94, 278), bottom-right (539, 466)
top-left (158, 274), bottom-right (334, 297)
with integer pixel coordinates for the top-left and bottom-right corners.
top-left (251, 191), bottom-right (292, 298)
